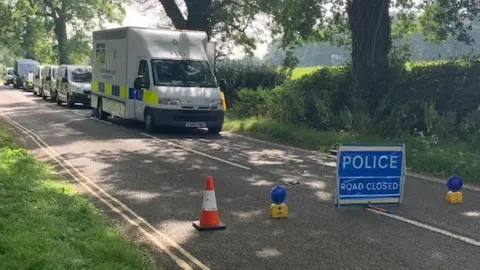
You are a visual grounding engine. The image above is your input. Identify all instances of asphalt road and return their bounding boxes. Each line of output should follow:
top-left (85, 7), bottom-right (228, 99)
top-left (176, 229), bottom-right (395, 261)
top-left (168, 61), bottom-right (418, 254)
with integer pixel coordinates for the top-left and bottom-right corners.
top-left (1, 85), bottom-right (479, 270)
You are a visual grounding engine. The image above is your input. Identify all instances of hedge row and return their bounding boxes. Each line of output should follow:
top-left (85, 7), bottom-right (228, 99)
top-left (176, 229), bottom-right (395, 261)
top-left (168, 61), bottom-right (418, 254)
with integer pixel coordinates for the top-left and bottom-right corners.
top-left (215, 59), bottom-right (286, 107)
top-left (227, 59), bottom-right (480, 149)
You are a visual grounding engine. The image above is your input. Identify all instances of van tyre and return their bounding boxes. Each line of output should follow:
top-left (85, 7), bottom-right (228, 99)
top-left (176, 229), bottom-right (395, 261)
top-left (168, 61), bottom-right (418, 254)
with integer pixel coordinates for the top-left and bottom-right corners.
top-left (144, 109), bottom-right (156, 133)
top-left (42, 92), bottom-right (47, 100)
top-left (97, 99), bottom-right (108, 121)
top-left (208, 126), bottom-right (222, 135)
top-left (51, 90), bottom-right (56, 102)
top-left (66, 93), bottom-right (74, 108)
top-left (56, 92), bottom-right (62, 105)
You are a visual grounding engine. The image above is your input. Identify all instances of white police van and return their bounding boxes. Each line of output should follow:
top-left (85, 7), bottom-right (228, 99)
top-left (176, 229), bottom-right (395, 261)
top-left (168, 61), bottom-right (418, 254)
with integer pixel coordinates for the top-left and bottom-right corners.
top-left (90, 26), bottom-right (227, 134)
top-left (41, 65), bottom-right (58, 100)
top-left (55, 64), bottom-right (92, 107)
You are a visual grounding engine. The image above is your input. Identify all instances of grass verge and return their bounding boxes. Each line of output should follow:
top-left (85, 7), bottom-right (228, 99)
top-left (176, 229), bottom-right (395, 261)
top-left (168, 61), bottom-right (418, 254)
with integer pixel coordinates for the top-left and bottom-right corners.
top-left (0, 124), bottom-right (156, 269)
top-left (223, 117), bottom-right (480, 184)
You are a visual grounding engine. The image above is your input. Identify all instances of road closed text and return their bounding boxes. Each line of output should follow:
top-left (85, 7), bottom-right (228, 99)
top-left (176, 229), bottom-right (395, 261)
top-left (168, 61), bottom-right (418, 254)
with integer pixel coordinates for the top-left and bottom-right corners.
top-left (340, 181), bottom-right (399, 192)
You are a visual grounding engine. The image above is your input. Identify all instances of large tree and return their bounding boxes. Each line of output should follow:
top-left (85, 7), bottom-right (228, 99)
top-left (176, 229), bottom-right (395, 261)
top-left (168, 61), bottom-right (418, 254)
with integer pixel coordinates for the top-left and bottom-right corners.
top-left (26, 0), bottom-right (127, 64)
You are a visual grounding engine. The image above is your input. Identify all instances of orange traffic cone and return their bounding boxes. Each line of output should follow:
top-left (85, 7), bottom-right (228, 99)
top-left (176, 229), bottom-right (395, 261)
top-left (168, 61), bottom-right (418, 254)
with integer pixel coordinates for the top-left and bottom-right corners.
top-left (193, 176), bottom-right (227, 231)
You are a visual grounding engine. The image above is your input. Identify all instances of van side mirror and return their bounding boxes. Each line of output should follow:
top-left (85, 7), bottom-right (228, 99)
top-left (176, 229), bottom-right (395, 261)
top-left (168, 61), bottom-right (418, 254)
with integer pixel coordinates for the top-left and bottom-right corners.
top-left (134, 76), bottom-right (147, 90)
top-left (35, 75), bottom-right (39, 79)
top-left (219, 79), bottom-right (228, 91)
top-left (46, 76), bottom-right (51, 81)
top-left (62, 77), bottom-right (68, 83)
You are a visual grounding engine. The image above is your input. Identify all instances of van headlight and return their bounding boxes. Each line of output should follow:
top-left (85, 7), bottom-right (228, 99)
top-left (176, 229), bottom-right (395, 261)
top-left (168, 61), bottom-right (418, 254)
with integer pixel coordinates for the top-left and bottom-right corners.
top-left (158, 98), bottom-right (181, 106)
top-left (72, 86), bottom-right (83, 93)
top-left (210, 100), bottom-right (221, 106)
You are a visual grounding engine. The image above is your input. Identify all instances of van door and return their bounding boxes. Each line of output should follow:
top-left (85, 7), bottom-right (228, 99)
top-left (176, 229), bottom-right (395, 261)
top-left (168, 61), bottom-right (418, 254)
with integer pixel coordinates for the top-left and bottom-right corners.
top-left (134, 59), bottom-right (151, 122)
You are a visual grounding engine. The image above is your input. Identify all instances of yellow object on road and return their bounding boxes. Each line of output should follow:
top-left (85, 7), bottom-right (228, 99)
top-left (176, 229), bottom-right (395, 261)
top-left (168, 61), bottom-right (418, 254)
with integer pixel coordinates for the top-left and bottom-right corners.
top-left (446, 191), bottom-right (463, 204)
top-left (270, 203), bottom-right (288, 218)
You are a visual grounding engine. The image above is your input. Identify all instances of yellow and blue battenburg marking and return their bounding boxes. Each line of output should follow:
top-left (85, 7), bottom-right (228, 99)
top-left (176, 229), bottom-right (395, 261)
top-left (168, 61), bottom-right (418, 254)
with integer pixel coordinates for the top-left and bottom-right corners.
top-left (92, 80), bottom-right (227, 108)
top-left (92, 80), bottom-right (133, 100)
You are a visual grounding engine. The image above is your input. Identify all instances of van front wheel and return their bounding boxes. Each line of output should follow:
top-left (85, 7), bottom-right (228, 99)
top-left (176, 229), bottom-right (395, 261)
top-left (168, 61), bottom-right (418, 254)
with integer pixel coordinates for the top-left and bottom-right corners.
top-left (144, 109), bottom-right (156, 133)
top-left (97, 99), bottom-right (108, 121)
top-left (56, 92), bottom-right (62, 105)
top-left (208, 126), bottom-right (222, 135)
top-left (66, 94), bottom-right (75, 108)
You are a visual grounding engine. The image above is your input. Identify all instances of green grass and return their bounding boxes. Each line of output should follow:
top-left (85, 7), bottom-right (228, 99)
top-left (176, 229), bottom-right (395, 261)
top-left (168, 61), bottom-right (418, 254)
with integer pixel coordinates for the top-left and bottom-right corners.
top-left (0, 124), bottom-right (156, 269)
top-left (224, 117), bottom-right (480, 184)
top-left (290, 66), bottom-right (322, 79)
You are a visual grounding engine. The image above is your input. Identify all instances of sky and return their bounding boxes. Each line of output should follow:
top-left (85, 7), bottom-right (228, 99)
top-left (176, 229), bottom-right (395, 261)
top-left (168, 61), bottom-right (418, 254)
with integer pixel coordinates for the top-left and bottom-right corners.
top-left (104, 4), bottom-right (271, 59)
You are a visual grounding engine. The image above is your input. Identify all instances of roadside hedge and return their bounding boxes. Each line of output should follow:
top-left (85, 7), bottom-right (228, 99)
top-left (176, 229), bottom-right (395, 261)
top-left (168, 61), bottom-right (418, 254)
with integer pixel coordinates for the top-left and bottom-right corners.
top-left (228, 59), bottom-right (480, 147)
top-left (215, 59), bottom-right (286, 107)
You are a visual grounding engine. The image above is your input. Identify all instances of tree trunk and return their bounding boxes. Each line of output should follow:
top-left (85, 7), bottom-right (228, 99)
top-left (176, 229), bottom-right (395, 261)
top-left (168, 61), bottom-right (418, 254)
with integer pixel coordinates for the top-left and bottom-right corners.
top-left (184, 0), bottom-right (213, 38)
top-left (347, 0), bottom-right (391, 112)
top-left (159, 0), bottom-right (213, 38)
top-left (54, 17), bottom-right (69, 64)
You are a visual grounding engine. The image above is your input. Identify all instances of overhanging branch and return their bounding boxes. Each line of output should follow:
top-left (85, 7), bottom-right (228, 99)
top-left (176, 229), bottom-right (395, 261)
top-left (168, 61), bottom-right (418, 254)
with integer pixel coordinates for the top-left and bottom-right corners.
top-left (158, 0), bottom-right (186, 29)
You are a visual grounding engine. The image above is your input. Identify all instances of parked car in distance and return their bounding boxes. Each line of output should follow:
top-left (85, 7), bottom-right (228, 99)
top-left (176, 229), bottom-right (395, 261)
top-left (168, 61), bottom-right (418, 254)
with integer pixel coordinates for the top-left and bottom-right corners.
top-left (3, 67), bottom-right (14, 86)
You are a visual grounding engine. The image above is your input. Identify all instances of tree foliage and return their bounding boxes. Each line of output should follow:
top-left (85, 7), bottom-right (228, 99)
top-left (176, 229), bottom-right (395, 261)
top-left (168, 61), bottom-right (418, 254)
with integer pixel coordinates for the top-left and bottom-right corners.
top-left (9, 0), bottom-right (128, 64)
top-left (419, 0), bottom-right (480, 44)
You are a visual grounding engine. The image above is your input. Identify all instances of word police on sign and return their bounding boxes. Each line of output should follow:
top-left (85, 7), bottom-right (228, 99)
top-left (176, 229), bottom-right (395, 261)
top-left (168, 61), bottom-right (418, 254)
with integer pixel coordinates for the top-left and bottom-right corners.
top-left (335, 143), bottom-right (406, 207)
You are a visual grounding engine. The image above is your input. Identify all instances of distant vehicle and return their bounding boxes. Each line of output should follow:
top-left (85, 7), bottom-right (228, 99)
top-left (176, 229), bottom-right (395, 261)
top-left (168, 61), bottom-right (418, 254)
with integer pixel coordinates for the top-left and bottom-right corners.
top-left (55, 64), bottom-right (92, 107)
top-left (33, 65), bottom-right (45, 96)
top-left (14, 59), bottom-right (39, 90)
top-left (24, 72), bottom-right (35, 91)
top-left (90, 26), bottom-right (227, 134)
top-left (41, 65), bottom-right (58, 100)
top-left (3, 67), bottom-right (14, 86)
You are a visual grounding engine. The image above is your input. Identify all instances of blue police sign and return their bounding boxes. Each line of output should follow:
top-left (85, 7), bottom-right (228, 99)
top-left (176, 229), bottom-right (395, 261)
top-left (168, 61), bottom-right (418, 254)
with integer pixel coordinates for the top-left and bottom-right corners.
top-left (335, 143), bottom-right (406, 207)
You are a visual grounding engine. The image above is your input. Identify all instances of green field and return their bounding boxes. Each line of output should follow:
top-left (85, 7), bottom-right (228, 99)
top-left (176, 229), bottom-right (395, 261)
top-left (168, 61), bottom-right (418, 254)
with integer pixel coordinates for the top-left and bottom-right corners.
top-left (290, 66), bottom-right (322, 79)
top-left (0, 124), bottom-right (156, 269)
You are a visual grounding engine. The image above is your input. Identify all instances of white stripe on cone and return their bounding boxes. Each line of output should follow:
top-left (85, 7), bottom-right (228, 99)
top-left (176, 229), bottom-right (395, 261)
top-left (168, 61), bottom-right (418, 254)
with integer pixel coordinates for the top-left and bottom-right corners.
top-left (202, 190), bottom-right (217, 211)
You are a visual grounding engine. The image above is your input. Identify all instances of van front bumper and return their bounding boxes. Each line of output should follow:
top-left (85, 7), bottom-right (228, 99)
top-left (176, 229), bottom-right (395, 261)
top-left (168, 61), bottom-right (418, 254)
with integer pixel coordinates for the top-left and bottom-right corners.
top-left (71, 91), bottom-right (91, 105)
top-left (150, 108), bottom-right (224, 128)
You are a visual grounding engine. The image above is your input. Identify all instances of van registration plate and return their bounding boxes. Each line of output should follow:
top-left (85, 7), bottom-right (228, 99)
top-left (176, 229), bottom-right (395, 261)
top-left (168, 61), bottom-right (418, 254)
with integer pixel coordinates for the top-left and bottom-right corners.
top-left (186, 122), bottom-right (206, 128)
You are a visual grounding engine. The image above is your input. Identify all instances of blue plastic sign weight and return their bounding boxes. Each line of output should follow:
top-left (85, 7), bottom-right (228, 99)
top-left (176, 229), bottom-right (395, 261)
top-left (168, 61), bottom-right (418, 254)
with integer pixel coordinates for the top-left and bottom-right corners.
top-left (335, 143), bottom-right (406, 207)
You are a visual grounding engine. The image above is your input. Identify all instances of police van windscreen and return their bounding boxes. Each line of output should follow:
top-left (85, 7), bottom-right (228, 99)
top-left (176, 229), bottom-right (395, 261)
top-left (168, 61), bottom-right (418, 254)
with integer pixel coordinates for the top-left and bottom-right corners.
top-left (17, 62), bottom-right (37, 75)
top-left (70, 68), bottom-right (92, 82)
top-left (151, 59), bottom-right (216, 87)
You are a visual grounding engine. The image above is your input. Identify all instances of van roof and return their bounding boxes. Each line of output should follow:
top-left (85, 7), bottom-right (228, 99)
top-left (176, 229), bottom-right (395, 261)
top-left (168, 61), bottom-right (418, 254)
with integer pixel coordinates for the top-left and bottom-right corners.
top-left (93, 25), bottom-right (207, 35)
top-left (93, 26), bottom-right (209, 62)
top-left (60, 64), bottom-right (91, 69)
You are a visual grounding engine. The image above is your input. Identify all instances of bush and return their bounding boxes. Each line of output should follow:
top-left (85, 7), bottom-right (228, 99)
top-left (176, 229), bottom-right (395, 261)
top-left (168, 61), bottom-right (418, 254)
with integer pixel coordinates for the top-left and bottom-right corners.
top-left (226, 88), bottom-right (274, 119)
top-left (215, 59), bottom-right (286, 107)
top-left (228, 59), bottom-right (480, 145)
top-left (266, 66), bottom-right (356, 131)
